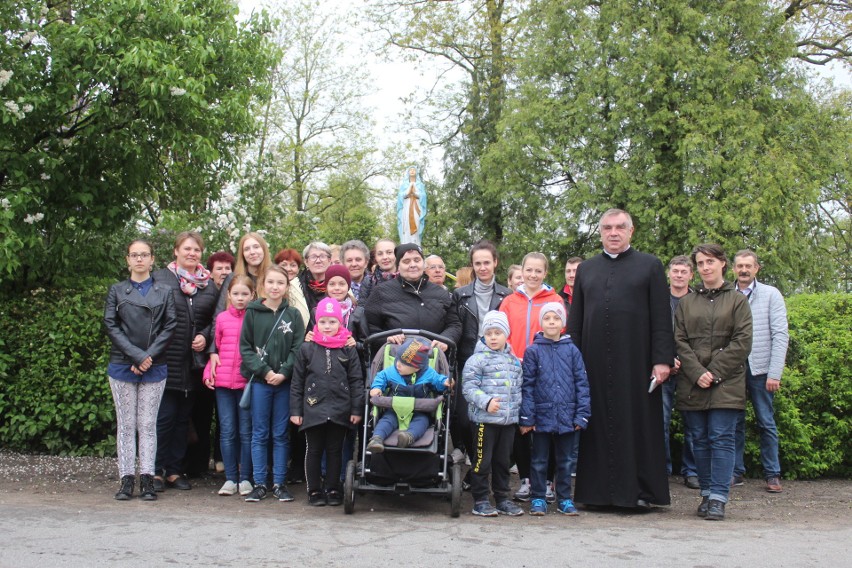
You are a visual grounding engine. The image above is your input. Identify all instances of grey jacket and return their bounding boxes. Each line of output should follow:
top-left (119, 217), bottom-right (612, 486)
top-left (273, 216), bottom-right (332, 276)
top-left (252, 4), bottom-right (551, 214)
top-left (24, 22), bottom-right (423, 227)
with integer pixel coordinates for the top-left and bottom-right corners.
top-left (744, 280), bottom-right (789, 379)
top-left (462, 340), bottom-right (523, 426)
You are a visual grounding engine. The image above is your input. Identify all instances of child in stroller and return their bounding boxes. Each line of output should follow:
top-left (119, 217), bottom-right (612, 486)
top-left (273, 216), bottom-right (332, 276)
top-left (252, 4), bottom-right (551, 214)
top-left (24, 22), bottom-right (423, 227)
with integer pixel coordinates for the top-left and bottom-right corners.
top-left (366, 338), bottom-right (452, 452)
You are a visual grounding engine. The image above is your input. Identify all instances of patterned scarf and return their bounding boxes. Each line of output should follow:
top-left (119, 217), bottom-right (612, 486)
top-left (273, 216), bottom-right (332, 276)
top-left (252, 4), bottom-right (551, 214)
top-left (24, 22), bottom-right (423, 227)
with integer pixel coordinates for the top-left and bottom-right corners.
top-left (339, 296), bottom-right (354, 328)
top-left (307, 278), bottom-right (327, 296)
top-left (371, 267), bottom-right (397, 286)
top-left (168, 261), bottom-right (211, 296)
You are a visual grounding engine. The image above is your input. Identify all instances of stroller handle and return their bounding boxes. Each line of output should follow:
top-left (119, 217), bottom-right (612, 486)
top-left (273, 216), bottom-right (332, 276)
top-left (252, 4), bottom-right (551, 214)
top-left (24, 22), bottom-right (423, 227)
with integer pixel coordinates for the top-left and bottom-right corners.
top-left (365, 329), bottom-right (457, 352)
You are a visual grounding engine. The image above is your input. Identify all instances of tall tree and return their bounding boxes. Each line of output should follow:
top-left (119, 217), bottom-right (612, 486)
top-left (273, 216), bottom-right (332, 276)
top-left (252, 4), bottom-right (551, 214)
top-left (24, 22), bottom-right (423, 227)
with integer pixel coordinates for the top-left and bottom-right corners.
top-left (0, 0), bottom-right (276, 290)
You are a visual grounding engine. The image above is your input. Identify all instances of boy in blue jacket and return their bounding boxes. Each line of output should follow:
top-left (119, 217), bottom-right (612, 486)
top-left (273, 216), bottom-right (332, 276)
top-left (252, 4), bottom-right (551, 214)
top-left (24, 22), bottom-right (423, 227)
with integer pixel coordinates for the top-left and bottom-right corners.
top-left (521, 302), bottom-right (591, 516)
top-left (367, 338), bottom-right (451, 452)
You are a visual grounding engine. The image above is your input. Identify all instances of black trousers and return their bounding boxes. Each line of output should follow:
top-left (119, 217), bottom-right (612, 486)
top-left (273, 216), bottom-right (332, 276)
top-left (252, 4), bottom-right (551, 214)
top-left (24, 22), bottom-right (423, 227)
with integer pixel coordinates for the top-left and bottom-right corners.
top-left (156, 388), bottom-right (196, 478)
top-left (470, 422), bottom-right (515, 503)
top-left (304, 421), bottom-right (348, 494)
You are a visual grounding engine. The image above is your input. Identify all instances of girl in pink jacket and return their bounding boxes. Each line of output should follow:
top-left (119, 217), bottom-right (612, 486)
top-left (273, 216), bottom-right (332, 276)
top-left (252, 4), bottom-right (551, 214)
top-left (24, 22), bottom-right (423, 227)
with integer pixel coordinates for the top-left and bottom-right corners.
top-left (203, 275), bottom-right (255, 496)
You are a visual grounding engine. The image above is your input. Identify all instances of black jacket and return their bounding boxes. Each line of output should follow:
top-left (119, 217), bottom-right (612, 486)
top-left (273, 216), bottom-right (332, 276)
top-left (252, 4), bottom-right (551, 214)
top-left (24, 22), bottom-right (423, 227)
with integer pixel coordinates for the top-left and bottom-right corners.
top-left (152, 268), bottom-right (220, 392)
top-left (364, 275), bottom-right (462, 344)
top-left (290, 342), bottom-right (364, 430)
top-left (453, 281), bottom-right (512, 370)
top-left (104, 279), bottom-right (177, 367)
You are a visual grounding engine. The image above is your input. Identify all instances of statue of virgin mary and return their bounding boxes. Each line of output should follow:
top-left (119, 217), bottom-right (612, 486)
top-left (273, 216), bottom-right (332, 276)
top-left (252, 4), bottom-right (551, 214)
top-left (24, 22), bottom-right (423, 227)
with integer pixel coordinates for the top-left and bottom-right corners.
top-left (396, 166), bottom-right (427, 245)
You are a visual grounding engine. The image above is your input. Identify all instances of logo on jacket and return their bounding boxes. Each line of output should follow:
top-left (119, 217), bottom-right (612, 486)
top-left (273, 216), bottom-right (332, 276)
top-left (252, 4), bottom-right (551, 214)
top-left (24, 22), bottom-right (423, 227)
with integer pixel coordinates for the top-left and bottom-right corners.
top-left (278, 320), bottom-right (292, 334)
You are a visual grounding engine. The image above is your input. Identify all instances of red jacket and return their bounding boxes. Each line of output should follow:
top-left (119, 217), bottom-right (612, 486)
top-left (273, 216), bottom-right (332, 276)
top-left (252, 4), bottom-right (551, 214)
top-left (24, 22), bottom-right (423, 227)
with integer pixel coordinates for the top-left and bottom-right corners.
top-left (499, 285), bottom-right (562, 360)
top-left (203, 306), bottom-right (247, 389)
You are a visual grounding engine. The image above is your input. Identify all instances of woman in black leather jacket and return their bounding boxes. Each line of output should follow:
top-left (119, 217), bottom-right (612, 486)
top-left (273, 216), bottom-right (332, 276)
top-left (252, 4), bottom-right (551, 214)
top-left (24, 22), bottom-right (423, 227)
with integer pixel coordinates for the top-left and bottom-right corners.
top-left (104, 240), bottom-right (177, 501)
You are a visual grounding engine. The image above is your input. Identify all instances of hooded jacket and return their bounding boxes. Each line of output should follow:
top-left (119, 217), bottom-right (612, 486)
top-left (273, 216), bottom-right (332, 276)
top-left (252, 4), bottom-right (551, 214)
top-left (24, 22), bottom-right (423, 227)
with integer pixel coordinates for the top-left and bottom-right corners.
top-left (203, 305), bottom-right (247, 390)
top-left (290, 342), bottom-right (364, 430)
top-left (674, 281), bottom-right (753, 411)
top-left (240, 298), bottom-right (305, 382)
top-left (462, 340), bottom-right (523, 426)
top-left (520, 333), bottom-right (591, 434)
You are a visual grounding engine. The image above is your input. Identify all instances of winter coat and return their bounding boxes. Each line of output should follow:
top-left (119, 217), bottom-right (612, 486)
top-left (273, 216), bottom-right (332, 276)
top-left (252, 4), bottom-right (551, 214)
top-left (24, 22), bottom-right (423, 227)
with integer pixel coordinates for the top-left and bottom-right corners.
top-left (453, 281), bottom-right (512, 371)
top-left (364, 275), bottom-right (462, 344)
top-left (290, 342), bottom-right (364, 430)
top-left (674, 281), bottom-right (753, 412)
top-left (240, 298), bottom-right (305, 382)
top-left (203, 306), bottom-right (247, 390)
top-left (370, 364), bottom-right (448, 395)
top-left (498, 285), bottom-right (563, 360)
top-left (152, 268), bottom-right (220, 392)
top-left (744, 280), bottom-right (789, 379)
top-left (520, 333), bottom-right (591, 434)
top-left (462, 340), bottom-right (522, 426)
top-left (104, 279), bottom-right (177, 367)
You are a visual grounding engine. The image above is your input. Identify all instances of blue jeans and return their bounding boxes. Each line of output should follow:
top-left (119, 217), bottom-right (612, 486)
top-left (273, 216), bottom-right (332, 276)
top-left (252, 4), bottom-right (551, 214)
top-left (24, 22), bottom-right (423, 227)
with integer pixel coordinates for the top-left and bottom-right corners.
top-left (683, 409), bottom-right (739, 504)
top-left (530, 431), bottom-right (576, 501)
top-left (734, 369), bottom-right (781, 479)
top-left (663, 378), bottom-right (697, 477)
top-left (250, 381), bottom-right (291, 486)
top-left (215, 388), bottom-right (252, 483)
top-left (374, 411), bottom-right (429, 441)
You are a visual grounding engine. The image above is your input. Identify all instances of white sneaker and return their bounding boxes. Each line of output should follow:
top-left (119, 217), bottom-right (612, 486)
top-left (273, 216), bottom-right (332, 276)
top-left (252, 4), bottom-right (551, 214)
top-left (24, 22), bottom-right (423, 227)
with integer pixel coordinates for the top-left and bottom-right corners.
top-left (509, 464), bottom-right (519, 475)
top-left (238, 480), bottom-right (254, 496)
top-left (514, 478), bottom-right (531, 501)
top-left (545, 481), bottom-right (556, 503)
top-left (218, 480), bottom-right (238, 496)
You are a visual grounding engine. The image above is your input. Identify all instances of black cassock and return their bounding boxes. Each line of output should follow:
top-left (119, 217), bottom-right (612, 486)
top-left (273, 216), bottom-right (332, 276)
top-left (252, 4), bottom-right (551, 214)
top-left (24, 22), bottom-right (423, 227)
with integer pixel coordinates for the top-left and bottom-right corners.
top-left (567, 247), bottom-right (673, 507)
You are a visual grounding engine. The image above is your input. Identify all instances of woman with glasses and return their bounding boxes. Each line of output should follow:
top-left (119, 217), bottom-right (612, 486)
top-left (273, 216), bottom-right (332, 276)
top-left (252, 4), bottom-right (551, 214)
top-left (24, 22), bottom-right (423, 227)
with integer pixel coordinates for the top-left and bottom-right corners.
top-left (104, 240), bottom-right (177, 500)
top-left (298, 241), bottom-right (334, 328)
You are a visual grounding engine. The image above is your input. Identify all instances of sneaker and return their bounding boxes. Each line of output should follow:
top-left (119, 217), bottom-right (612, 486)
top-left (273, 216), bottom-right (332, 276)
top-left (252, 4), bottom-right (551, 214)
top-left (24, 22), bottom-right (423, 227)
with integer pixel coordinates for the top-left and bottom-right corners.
top-left (705, 499), bottom-right (725, 521)
top-left (309, 491), bottom-right (327, 506)
top-left (397, 431), bottom-right (415, 448)
top-left (514, 478), bottom-right (531, 501)
top-left (238, 480), bottom-right (254, 496)
top-left (509, 464), bottom-right (519, 475)
top-left (139, 474), bottom-right (157, 501)
top-left (367, 436), bottom-right (384, 454)
top-left (472, 501), bottom-right (499, 517)
top-left (529, 498), bottom-right (548, 516)
top-left (218, 480), bottom-right (238, 496)
top-left (696, 496), bottom-right (709, 518)
top-left (496, 500), bottom-right (524, 516)
top-left (545, 481), bottom-right (556, 503)
top-left (684, 475), bottom-right (700, 490)
top-left (557, 499), bottom-right (579, 516)
top-left (326, 489), bottom-right (342, 506)
top-left (114, 475), bottom-right (135, 501)
top-left (245, 484), bottom-right (267, 502)
top-left (765, 477), bottom-right (783, 493)
top-left (731, 474), bottom-right (744, 487)
top-left (272, 484), bottom-right (294, 502)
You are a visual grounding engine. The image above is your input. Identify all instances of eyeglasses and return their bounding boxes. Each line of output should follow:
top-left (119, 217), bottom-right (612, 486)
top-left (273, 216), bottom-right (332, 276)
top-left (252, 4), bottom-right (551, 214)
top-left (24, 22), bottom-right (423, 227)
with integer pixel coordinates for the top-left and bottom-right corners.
top-left (307, 254), bottom-right (330, 262)
top-left (128, 253), bottom-right (151, 260)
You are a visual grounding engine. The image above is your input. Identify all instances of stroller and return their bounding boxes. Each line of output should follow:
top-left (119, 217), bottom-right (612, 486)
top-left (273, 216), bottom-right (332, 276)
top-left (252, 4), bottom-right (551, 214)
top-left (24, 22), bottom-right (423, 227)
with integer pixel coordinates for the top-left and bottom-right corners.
top-left (343, 329), bottom-right (463, 517)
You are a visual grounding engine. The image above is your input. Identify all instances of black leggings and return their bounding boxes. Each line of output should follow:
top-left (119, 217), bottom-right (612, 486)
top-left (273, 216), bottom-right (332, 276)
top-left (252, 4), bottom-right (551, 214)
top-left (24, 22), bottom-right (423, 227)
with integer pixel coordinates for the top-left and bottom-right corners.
top-left (304, 422), bottom-right (348, 494)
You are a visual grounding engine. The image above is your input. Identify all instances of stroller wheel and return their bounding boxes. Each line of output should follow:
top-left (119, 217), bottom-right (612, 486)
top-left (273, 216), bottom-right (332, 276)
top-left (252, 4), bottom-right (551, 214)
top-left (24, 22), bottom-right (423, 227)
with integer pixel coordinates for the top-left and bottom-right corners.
top-left (344, 460), bottom-right (356, 514)
top-left (450, 462), bottom-right (462, 518)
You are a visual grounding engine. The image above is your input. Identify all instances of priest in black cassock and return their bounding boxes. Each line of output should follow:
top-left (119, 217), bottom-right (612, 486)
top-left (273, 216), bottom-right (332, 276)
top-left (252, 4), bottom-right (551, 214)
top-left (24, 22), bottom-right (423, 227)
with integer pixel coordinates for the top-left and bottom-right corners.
top-left (567, 208), bottom-right (674, 509)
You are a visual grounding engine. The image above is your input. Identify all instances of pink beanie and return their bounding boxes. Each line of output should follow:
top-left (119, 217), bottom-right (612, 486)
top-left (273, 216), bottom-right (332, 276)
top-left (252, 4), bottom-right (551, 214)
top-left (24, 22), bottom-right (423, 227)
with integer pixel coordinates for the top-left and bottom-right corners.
top-left (316, 297), bottom-right (343, 323)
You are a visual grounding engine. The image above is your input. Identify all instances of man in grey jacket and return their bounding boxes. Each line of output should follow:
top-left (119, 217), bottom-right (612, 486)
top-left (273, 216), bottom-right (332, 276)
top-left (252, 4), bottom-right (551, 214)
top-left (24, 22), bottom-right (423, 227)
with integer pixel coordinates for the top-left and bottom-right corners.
top-left (732, 250), bottom-right (789, 493)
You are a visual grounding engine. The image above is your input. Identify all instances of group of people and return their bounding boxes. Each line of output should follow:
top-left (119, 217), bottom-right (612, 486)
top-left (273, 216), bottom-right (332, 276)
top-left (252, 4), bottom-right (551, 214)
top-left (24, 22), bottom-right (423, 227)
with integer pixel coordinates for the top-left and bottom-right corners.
top-left (103, 207), bottom-right (788, 520)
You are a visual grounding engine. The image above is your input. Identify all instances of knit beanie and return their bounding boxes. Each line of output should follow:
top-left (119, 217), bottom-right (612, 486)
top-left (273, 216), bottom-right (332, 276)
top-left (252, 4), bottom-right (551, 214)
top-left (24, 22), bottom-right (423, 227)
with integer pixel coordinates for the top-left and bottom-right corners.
top-left (324, 264), bottom-right (352, 287)
top-left (395, 338), bottom-right (430, 372)
top-left (479, 310), bottom-right (510, 338)
top-left (539, 301), bottom-right (566, 327)
top-left (316, 297), bottom-right (343, 324)
top-left (394, 243), bottom-right (423, 266)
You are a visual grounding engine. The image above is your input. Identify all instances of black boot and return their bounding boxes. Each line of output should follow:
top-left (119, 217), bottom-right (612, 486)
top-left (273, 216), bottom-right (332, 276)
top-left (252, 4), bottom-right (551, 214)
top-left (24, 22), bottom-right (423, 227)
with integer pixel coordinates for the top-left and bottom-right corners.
top-left (115, 475), bottom-right (135, 500)
top-left (139, 474), bottom-right (157, 501)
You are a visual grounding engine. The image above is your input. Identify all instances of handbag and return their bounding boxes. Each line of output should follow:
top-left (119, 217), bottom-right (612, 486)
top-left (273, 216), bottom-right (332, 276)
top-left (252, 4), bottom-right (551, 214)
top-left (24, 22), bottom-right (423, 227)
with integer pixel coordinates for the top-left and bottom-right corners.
top-left (238, 308), bottom-right (290, 410)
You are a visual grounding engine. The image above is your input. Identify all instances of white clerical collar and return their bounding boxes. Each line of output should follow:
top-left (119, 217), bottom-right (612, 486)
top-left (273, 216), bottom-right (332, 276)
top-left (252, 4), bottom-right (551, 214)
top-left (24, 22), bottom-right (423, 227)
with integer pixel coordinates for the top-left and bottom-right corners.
top-left (603, 245), bottom-right (630, 258)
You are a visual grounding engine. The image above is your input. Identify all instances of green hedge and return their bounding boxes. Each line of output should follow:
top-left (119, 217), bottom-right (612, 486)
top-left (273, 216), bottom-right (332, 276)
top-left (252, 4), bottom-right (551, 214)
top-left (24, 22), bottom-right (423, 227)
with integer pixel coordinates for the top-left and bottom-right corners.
top-left (0, 288), bottom-right (849, 477)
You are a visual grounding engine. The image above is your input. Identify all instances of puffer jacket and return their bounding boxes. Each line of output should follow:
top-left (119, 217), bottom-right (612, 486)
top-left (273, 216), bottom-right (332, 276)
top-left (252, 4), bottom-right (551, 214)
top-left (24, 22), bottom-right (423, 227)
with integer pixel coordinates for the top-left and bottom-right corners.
top-left (745, 280), bottom-right (789, 379)
top-left (290, 342), bottom-right (364, 430)
top-left (104, 279), bottom-right (177, 367)
top-left (370, 364), bottom-right (448, 394)
top-left (498, 285), bottom-right (562, 360)
top-left (453, 281), bottom-right (512, 371)
top-left (674, 281), bottom-right (753, 411)
top-left (240, 298), bottom-right (305, 382)
top-left (462, 340), bottom-right (523, 426)
top-left (520, 333), bottom-right (591, 434)
top-left (203, 306), bottom-right (247, 390)
top-left (364, 275), bottom-right (461, 344)
top-left (152, 268), bottom-right (220, 392)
